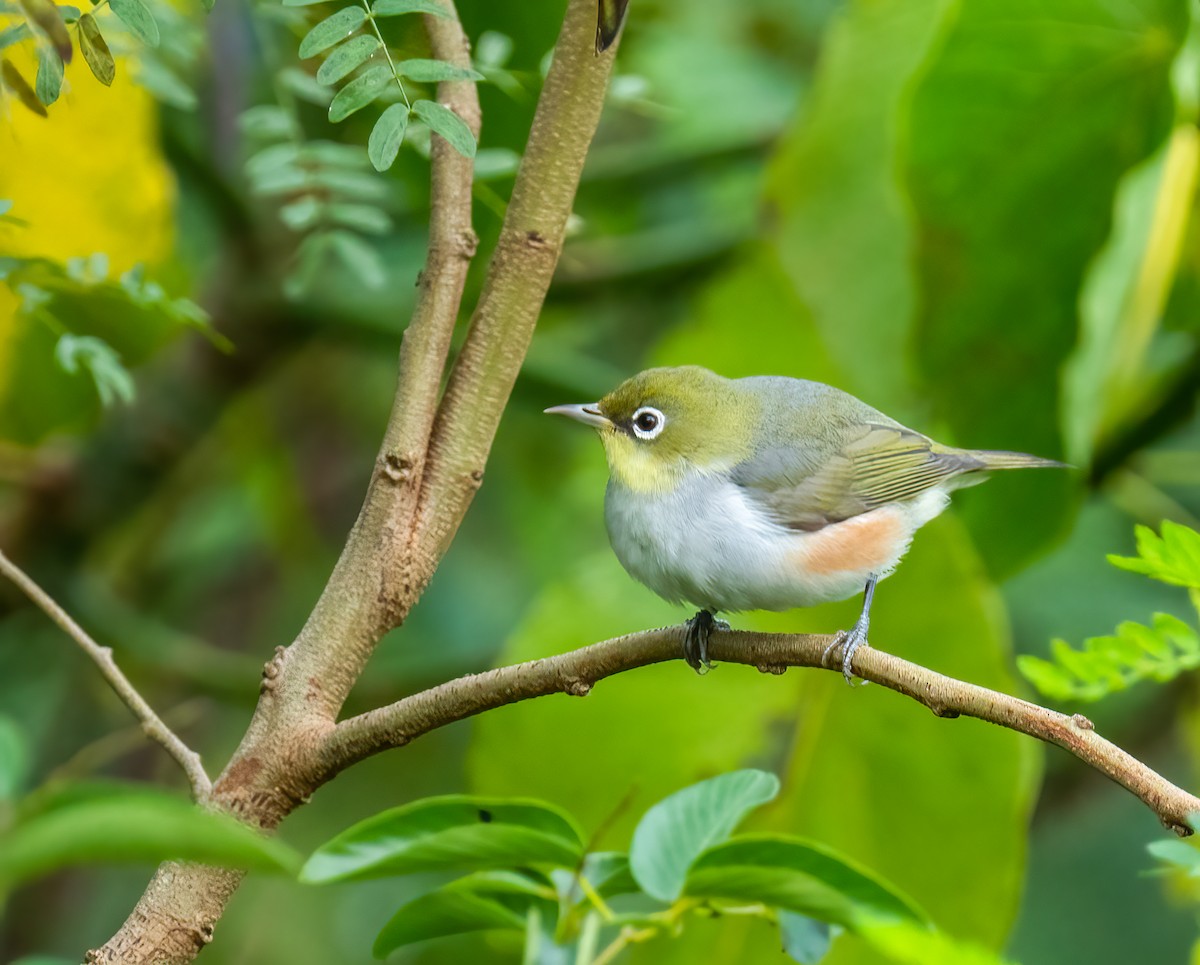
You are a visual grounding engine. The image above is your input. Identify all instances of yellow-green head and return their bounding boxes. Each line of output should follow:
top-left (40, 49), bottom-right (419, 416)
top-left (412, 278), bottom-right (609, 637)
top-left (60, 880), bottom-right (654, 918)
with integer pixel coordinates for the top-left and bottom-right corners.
top-left (545, 366), bottom-right (759, 493)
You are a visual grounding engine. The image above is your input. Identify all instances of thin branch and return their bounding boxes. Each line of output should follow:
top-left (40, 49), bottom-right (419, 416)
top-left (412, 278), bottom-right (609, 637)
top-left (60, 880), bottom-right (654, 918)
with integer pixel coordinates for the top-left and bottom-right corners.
top-left (415, 0), bottom-right (618, 556)
top-left (325, 626), bottom-right (1200, 835)
top-left (0, 549), bottom-right (212, 800)
top-left (276, 0), bottom-right (483, 724)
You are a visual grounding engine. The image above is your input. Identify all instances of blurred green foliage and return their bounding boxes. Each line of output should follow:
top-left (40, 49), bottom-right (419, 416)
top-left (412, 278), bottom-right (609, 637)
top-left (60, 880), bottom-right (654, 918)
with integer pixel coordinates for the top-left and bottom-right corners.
top-left (2, 0), bottom-right (1200, 962)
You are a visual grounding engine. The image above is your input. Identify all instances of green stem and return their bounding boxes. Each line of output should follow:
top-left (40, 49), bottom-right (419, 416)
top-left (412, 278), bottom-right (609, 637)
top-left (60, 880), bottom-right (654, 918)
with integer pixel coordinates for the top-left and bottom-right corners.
top-left (360, 1), bottom-right (411, 109)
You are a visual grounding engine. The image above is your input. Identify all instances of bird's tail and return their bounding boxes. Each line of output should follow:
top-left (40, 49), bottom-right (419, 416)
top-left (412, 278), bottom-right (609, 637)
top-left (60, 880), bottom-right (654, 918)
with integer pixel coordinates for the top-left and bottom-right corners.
top-left (969, 449), bottom-right (1070, 471)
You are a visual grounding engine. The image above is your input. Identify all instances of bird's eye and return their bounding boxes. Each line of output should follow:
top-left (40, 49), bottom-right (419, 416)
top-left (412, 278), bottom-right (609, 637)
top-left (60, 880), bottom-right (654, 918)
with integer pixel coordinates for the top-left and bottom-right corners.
top-left (631, 406), bottom-right (665, 440)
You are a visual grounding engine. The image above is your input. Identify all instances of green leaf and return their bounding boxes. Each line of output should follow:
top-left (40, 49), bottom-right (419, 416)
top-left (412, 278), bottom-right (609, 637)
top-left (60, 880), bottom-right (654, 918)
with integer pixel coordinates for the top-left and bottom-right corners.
top-left (411, 98), bottom-right (475, 157)
top-left (905, 0), bottom-right (1183, 571)
top-left (629, 769), bottom-right (779, 902)
top-left (298, 6), bottom-right (365, 59)
top-left (278, 196), bottom-right (322, 232)
top-left (685, 836), bottom-right (925, 930)
top-left (34, 46), bottom-right (63, 105)
top-left (373, 870), bottom-right (554, 957)
top-left (315, 33), bottom-right (381, 86)
top-left (279, 66), bottom-right (333, 105)
top-left (54, 334), bottom-right (134, 406)
top-left (327, 229), bottom-right (386, 288)
top-left (778, 911), bottom-right (836, 965)
top-left (0, 716), bottom-right (29, 801)
top-left (1110, 521), bottom-right (1200, 587)
top-left (239, 104), bottom-right (296, 140)
top-left (134, 57), bottom-right (197, 110)
top-left (0, 786), bottom-right (300, 890)
top-left (109, 0), bottom-right (158, 46)
top-left (0, 23), bottom-right (33, 52)
top-left (367, 103), bottom-right (409, 171)
top-left (1148, 837), bottom-right (1200, 876)
top-left (300, 795), bottom-right (584, 884)
top-left (397, 58), bottom-right (483, 83)
top-left (859, 920), bottom-right (1018, 965)
top-left (17, 0), bottom-right (71, 61)
top-left (327, 63), bottom-right (391, 122)
top-left (326, 203), bottom-right (391, 234)
top-left (77, 13), bottom-right (114, 86)
top-left (370, 0), bottom-right (449, 17)
top-left (1, 58), bottom-right (47, 117)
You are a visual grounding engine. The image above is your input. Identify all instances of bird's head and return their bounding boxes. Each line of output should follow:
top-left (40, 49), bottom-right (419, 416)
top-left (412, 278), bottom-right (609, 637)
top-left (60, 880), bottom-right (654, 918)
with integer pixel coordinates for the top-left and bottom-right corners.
top-left (545, 366), bottom-right (757, 492)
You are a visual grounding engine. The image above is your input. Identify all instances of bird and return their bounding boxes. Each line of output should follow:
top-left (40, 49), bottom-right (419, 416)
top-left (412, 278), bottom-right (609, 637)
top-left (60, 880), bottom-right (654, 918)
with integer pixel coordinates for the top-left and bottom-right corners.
top-left (546, 365), bottom-right (1065, 682)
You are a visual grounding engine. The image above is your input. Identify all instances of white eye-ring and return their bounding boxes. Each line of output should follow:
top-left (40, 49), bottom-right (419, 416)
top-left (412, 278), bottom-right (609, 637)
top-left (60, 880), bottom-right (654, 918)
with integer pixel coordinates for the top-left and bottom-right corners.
top-left (631, 406), bottom-right (666, 440)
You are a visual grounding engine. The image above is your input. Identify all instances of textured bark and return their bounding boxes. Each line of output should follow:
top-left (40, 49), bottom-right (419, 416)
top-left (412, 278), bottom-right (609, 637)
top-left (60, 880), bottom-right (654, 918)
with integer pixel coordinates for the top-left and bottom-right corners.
top-left (88, 1), bottom-right (616, 960)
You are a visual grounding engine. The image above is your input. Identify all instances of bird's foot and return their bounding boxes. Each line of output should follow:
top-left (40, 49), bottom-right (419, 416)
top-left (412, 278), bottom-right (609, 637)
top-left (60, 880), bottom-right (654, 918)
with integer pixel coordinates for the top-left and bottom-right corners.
top-left (683, 610), bottom-right (725, 673)
top-left (822, 614), bottom-right (870, 686)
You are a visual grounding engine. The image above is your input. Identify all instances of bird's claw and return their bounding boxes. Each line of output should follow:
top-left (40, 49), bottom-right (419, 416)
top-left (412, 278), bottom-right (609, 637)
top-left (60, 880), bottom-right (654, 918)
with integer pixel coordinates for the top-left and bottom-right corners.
top-left (822, 616), bottom-right (870, 685)
top-left (683, 610), bottom-right (724, 673)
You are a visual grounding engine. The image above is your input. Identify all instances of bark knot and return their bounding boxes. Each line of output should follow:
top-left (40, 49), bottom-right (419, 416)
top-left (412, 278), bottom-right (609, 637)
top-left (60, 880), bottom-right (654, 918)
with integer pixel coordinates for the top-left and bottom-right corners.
top-left (381, 453), bottom-right (416, 484)
top-left (1071, 713), bottom-right (1095, 731)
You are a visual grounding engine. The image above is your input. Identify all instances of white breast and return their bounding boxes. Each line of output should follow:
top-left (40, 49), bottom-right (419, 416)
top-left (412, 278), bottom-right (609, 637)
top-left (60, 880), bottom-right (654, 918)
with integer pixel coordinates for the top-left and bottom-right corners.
top-left (604, 474), bottom-right (948, 613)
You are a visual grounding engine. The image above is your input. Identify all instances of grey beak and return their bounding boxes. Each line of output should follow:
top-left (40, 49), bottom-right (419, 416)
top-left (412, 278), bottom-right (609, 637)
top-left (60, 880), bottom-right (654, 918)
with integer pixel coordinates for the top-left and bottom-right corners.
top-left (544, 403), bottom-right (611, 429)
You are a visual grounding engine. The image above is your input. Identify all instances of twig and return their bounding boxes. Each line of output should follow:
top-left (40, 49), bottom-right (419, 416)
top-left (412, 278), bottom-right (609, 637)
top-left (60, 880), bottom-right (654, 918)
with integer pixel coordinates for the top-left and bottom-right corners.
top-left (0, 550), bottom-right (212, 800)
top-left (325, 625), bottom-right (1200, 835)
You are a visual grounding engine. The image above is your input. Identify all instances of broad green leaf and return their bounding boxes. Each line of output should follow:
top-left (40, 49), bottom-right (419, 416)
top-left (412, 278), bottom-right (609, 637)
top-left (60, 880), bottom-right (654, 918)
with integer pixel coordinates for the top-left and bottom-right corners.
top-left (77, 13), bottom-right (114, 86)
top-left (0, 787), bottom-right (300, 890)
top-left (859, 920), bottom-right (1018, 965)
top-left (17, 0), bottom-right (71, 61)
top-left (468, 553), bottom-right (806, 866)
top-left (371, 0), bottom-right (449, 17)
top-left (629, 770), bottom-right (779, 902)
top-left (905, 0), bottom-right (1184, 571)
top-left (766, 0), bottom-right (952, 420)
top-left (685, 836), bottom-right (925, 929)
top-left (412, 99), bottom-right (475, 158)
top-left (0, 716), bottom-right (29, 801)
top-left (373, 870), bottom-right (554, 957)
top-left (367, 103), bottom-right (409, 171)
top-left (779, 912), bottom-right (837, 965)
top-left (327, 63), bottom-right (391, 122)
top-left (1063, 129), bottom-right (1200, 465)
top-left (316, 34), bottom-right (381, 86)
top-left (109, 0), bottom-right (159, 47)
top-left (397, 58), bottom-right (483, 83)
top-left (299, 795), bottom-right (584, 884)
top-left (299, 6), bottom-right (366, 59)
top-left (34, 46), bottom-right (63, 106)
top-left (1, 58), bottom-right (47, 117)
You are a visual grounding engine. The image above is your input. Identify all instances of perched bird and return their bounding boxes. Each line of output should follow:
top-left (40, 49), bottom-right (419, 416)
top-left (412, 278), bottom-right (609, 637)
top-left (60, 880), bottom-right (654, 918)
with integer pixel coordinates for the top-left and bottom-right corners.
top-left (546, 366), bottom-right (1064, 681)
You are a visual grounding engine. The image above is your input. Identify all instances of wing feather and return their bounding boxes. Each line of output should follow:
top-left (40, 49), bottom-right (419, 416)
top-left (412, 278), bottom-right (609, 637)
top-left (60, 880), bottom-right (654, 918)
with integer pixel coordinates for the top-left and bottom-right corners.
top-left (734, 423), bottom-right (982, 531)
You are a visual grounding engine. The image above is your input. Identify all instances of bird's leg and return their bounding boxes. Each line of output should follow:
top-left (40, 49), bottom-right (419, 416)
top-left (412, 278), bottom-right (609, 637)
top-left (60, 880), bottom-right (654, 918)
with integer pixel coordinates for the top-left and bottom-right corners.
top-left (683, 609), bottom-right (725, 673)
top-left (822, 575), bottom-right (878, 685)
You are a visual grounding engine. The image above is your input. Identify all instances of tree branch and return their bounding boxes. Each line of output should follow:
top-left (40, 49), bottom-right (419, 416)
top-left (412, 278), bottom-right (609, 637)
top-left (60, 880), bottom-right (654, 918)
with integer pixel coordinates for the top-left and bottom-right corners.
top-left (0, 549), bottom-right (211, 801)
top-left (324, 627), bottom-right (1200, 835)
top-left (415, 0), bottom-right (618, 556)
